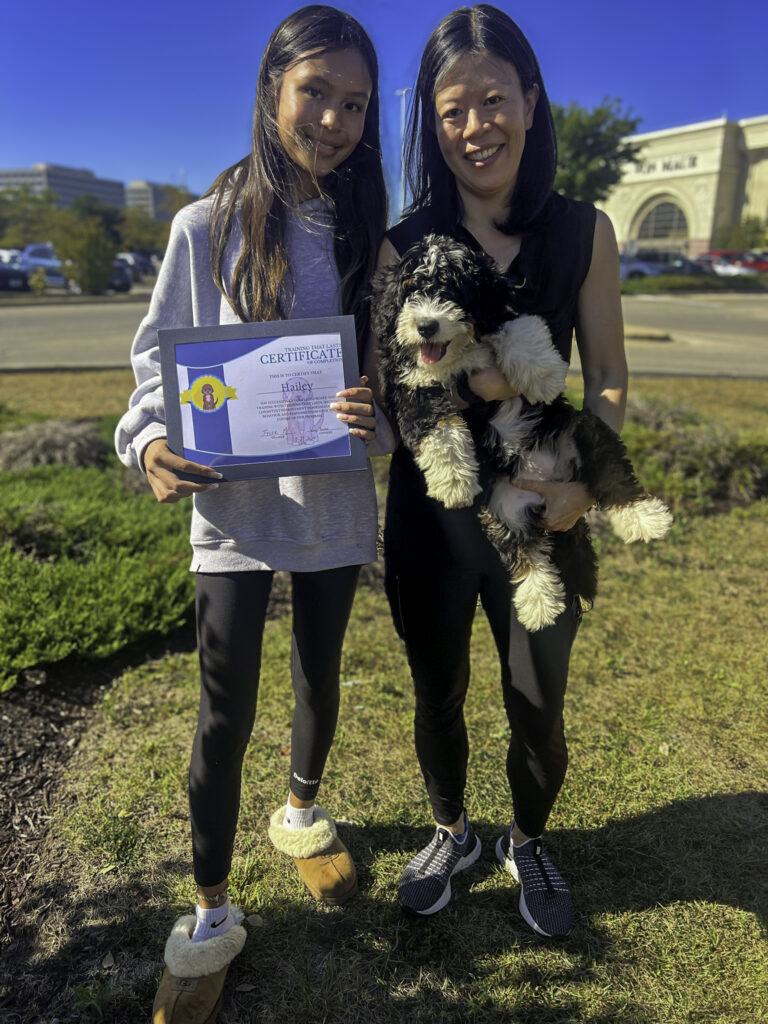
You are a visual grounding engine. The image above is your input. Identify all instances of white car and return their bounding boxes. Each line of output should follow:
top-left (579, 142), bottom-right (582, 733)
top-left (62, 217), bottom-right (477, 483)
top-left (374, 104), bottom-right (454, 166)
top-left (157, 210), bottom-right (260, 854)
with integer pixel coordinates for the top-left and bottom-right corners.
top-left (696, 255), bottom-right (758, 277)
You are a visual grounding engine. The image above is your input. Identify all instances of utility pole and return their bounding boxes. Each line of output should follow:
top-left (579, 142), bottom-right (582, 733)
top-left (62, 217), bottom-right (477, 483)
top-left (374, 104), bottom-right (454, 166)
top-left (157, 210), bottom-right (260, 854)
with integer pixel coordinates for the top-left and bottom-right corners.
top-left (395, 87), bottom-right (412, 215)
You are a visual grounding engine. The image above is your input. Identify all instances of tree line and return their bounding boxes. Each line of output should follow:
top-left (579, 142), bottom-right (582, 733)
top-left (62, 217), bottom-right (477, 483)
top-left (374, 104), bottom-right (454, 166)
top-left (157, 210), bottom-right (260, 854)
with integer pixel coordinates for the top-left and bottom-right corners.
top-left (0, 186), bottom-right (192, 293)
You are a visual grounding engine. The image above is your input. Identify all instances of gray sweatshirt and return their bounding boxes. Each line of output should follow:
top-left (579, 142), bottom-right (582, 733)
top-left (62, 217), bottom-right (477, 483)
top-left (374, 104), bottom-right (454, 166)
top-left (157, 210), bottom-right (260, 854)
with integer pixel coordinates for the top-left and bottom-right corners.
top-left (115, 196), bottom-right (393, 573)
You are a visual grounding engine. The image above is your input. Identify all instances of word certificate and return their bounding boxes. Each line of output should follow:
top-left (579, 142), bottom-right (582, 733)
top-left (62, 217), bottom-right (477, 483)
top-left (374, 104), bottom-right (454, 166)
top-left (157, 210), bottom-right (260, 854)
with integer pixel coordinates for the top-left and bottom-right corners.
top-left (159, 316), bottom-right (366, 480)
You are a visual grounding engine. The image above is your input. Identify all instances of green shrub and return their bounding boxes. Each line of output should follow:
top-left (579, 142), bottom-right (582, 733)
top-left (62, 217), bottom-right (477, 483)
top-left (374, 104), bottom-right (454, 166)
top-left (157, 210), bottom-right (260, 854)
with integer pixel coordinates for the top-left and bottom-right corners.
top-left (29, 266), bottom-right (48, 296)
top-left (621, 273), bottom-right (768, 295)
top-left (624, 422), bottom-right (768, 516)
top-left (0, 465), bottom-right (193, 689)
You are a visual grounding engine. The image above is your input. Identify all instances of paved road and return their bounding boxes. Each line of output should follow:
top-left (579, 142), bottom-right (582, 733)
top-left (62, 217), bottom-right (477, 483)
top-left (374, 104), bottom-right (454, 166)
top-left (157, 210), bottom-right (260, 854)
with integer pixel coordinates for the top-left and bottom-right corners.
top-left (1, 291), bottom-right (766, 376)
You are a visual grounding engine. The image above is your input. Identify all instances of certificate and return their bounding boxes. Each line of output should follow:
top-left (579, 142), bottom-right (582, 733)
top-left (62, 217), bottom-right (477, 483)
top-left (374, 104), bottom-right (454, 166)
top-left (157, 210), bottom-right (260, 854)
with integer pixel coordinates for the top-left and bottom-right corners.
top-left (158, 315), bottom-right (367, 480)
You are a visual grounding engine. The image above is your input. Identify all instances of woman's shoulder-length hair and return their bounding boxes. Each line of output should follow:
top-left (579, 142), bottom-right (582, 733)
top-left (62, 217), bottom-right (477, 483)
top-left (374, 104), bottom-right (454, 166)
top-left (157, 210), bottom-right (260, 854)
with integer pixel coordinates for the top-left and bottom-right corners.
top-left (404, 4), bottom-right (557, 235)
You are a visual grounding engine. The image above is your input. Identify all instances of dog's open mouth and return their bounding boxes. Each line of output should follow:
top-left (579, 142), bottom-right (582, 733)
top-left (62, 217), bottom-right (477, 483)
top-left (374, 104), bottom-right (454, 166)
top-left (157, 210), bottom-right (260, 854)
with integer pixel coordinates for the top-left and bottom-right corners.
top-left (420, 341), bottom-right (448, 364)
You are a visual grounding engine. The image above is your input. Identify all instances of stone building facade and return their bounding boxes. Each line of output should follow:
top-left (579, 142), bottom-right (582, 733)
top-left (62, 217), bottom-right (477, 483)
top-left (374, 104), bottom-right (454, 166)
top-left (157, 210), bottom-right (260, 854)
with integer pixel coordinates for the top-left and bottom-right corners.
top-left (598, 115), bottom-right (768, 256)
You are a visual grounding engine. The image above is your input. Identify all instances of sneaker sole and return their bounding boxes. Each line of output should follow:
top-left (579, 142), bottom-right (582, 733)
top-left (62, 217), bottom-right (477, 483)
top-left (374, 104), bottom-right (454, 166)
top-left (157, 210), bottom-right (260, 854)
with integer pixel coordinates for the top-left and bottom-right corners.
top-left (494, 835), bottom-right (560, 939)
top-left (402, 835), bottom-right (483, 916)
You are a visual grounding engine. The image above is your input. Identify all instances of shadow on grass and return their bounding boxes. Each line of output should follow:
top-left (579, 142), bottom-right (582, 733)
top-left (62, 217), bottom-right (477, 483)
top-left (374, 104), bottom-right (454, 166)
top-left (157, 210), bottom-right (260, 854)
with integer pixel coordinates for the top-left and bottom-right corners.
top-left (2, 791), bottom-right (765, 1023)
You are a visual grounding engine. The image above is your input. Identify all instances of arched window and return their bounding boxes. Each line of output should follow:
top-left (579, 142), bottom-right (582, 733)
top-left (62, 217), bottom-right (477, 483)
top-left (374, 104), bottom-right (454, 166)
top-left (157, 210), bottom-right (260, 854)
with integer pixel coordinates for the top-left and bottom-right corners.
top-left (638, 202), bottom-right (688, 240)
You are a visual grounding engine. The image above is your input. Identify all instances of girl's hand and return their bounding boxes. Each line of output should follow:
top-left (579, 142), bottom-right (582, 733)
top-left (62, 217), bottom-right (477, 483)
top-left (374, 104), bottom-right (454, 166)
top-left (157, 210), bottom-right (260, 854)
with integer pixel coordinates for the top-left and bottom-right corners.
top-left (513, 479), bottom-right (594, 532)
top-left (144, 438), bottom-right (222, 503)
top-left (330, 376), bottom-right (377, 442)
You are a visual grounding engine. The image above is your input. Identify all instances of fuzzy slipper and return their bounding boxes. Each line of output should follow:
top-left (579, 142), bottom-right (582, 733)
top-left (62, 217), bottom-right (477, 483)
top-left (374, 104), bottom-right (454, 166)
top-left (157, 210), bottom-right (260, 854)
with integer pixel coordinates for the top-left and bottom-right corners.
top-left (152, 909), bottom-right (246, 1024)
top-left (268, 805), bottom-right (357, 905)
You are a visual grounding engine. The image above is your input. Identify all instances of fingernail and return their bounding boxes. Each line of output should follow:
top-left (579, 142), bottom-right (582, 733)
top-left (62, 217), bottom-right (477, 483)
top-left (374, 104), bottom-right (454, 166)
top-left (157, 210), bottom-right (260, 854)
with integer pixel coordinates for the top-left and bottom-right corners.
top-left (206, 483), bottom-right (219, 490)
top-left (329, 402), bottom-right (342, 410)
top-left (211, 472), bottom-right (223, 479)
top-left (336, 413), bottom-right (349, 422)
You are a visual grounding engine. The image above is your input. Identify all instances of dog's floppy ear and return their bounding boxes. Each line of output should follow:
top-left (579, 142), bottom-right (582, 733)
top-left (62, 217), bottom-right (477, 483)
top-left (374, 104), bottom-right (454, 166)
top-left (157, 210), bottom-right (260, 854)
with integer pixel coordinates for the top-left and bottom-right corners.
top-left (369, 262), bottom-right (403, 339)
top-left (469, 254), bottom-right (514, 335)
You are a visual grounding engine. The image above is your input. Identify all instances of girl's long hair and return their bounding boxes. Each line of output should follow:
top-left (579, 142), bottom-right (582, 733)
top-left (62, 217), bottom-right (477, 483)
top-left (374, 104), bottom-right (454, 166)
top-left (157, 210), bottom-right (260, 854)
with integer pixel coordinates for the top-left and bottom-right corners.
top-left (404, 4), bottom-right (556, 234)
top-left (205, 5), bottom-right (386, 350)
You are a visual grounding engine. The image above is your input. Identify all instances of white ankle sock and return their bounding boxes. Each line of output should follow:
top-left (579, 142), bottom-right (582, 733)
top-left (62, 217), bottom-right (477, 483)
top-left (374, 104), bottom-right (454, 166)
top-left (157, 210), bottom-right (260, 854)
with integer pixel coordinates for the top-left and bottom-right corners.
top-left (192, 897), bottom-right (234, 942)
top-left (284, 799), bottom-right (315, 830)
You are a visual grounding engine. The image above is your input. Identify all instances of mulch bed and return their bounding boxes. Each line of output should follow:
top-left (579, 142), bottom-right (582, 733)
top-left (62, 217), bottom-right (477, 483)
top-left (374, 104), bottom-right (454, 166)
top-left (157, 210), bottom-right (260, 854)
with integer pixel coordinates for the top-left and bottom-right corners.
top-left (0, 621), bottom-right (197, 952)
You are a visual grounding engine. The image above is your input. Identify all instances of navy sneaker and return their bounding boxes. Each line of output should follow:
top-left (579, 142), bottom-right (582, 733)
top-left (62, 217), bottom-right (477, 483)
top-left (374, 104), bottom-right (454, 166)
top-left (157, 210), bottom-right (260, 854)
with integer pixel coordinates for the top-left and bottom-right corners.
top-left (496, 826), bottom-right (574, 937)
top-left (399, 818), bottom-right (482, 915)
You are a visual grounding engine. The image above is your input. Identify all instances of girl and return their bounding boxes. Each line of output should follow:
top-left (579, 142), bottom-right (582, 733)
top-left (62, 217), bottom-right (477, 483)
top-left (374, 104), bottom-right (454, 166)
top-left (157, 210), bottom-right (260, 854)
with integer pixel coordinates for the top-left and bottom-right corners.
top-left (377, 4), bottom-right (627, 938)
top-left (115, 8), bottom-right (390, 1021)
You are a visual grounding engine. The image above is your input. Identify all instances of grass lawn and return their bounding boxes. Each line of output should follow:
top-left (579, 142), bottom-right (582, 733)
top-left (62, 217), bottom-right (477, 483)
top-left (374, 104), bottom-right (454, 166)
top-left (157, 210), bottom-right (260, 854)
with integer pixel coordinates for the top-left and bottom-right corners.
top-left (2, 373), bottom-right (767, 1023)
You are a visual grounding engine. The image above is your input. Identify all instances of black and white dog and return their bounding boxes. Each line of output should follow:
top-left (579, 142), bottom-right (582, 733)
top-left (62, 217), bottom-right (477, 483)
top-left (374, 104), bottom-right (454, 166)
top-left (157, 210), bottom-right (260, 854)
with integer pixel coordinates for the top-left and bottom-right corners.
top-left (371, 235), bottom-right (672, 631)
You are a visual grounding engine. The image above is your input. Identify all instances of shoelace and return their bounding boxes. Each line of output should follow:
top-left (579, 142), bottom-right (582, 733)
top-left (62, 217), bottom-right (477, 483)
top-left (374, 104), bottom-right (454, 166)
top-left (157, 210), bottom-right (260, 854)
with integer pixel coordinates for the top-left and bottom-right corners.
top-left (532, 839), bottom-right (556, 896)
top-left (417, 829), bottom-right (450, 875)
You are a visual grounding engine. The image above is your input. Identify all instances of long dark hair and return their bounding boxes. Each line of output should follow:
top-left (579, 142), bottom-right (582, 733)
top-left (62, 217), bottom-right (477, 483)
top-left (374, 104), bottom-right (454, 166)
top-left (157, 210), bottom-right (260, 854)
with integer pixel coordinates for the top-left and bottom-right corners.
top-left (404, 4), bottom-right (557, 234)
top-left (205, 5), bottom-right (386, 347)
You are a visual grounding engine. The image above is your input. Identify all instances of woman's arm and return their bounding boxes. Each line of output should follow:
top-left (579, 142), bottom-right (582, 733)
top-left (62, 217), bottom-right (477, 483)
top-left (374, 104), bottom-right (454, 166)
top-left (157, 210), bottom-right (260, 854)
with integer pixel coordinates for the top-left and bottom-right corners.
top-left (575, 210), bottom-right (627, 432)
top-left (515, 210), bottom-right (627, 530)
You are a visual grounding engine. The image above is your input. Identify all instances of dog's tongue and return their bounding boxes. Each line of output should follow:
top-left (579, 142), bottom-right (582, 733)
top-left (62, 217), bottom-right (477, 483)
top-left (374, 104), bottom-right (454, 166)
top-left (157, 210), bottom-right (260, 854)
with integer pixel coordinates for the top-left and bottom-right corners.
top-left (421, 342), bottom-right (445, 364)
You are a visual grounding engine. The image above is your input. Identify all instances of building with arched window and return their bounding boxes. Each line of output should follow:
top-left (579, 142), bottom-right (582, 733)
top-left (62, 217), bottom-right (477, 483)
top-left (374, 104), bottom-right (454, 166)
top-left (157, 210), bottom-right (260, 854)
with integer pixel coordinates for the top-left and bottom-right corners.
top-left (598, 115), bottom-right (768, 256)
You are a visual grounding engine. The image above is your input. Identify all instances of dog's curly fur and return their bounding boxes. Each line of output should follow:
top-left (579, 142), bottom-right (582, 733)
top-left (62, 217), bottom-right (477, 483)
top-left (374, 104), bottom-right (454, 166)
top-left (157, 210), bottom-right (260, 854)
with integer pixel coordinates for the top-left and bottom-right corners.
top-left (371, 235), bottom-right (672, 631)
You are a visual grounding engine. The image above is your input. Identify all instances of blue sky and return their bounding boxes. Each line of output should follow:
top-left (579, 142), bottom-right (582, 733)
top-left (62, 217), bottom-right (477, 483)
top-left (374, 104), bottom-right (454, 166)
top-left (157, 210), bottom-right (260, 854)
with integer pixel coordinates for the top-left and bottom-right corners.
top-left (3, 0), bottom-right (766, 210)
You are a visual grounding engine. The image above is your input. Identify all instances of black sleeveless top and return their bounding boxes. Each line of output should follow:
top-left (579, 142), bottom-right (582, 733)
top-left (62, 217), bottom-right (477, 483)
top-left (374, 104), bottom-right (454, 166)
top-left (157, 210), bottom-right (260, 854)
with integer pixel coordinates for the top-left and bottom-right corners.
top-left (383, 192), bottom-right (597, 572)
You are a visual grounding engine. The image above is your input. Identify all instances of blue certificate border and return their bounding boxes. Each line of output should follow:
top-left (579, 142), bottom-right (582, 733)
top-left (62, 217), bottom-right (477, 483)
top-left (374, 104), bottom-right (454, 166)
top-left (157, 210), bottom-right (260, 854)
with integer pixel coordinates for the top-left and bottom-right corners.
top-left (158, 315), bottom-right (367, 481)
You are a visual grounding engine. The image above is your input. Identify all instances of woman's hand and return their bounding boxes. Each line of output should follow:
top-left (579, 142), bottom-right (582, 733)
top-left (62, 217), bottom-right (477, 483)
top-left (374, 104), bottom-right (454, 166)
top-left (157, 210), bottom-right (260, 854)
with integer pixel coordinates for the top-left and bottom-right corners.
top-left (144, 438), bottom-right (222, 503)
top-left (467, 365), bottom-right (520, 402)
top-left (514, 478), bottom-right (594, 531)
top-left (330, 376), bottom-right (377, 441)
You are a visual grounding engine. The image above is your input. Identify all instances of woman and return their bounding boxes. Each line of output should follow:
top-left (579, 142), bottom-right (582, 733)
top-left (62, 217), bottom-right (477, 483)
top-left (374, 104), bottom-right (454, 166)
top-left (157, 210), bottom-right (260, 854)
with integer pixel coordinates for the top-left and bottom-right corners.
top-left (378, 4), bottom-right (626, 937)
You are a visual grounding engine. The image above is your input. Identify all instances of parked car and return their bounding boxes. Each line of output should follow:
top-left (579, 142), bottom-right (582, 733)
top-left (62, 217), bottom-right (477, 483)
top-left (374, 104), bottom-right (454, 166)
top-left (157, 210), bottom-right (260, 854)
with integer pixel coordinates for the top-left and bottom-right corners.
top-left (0, 259), bottom-right (29, 291)
top-left (705, 250), bottom-right (768, 273)
top-left (17, 243), bottom-right (68, 287)
top-left (17, 243), bottom-right (132, 292)
top-left (110, 260), bottom-right (132, 292)
top-left (620, 249), bottom-right (710, 280)
top-left (117, 251), bottom-right (155, 280)
top-left (695, 254), bottom-right (759, 277)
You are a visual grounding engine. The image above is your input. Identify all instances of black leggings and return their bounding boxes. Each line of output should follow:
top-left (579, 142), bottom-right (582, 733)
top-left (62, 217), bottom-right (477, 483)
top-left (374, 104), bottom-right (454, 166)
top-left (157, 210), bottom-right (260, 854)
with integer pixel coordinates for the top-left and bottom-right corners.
top-left (389, 564), bottom-right (580, 837)
top-left (189, 565), bottom-right (360, 887)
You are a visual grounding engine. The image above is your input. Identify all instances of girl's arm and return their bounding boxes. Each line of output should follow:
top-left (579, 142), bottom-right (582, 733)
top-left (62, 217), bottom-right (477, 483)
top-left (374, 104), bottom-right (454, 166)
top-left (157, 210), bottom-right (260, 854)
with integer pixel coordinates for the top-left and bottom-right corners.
top-left (515, 211), bottom-right (627, 530)
top-left (115, 206), bottom-right (221, 501)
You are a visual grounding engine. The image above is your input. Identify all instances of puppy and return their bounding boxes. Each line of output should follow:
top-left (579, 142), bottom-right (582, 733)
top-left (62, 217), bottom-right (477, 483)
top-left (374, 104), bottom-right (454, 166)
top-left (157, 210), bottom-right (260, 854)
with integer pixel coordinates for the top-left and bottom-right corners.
top-left (371, 235), bottom-right (672, 631)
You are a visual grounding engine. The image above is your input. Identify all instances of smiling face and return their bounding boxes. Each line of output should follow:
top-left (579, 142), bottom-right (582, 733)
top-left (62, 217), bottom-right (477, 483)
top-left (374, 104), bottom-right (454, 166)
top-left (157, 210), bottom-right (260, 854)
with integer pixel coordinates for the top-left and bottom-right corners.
top-left (433, 51), bottom-right (539, 207)
top-left (276, 47), bottom-right (372, 199)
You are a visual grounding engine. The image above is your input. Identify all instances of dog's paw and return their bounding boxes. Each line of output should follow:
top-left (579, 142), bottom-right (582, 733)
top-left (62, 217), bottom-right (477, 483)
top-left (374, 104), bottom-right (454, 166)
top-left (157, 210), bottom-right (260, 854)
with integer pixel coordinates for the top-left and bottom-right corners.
top-left (608, 497), bottom-right (673, 543)
top-left (513, 569), bottom-right (566, 631)
top-left (428, 475), bottom-right (483, 508)
top-left (511, 542), bottom-right (566, 631)
top-left (492, 316), bottom-right (568, 404)
top-left (415, 419), bottom-right (482, 509)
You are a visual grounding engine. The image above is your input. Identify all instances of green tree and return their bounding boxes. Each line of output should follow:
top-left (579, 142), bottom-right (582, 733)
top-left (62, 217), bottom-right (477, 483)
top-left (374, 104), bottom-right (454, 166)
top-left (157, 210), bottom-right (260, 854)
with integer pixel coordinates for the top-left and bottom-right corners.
top-left (0, 187), bottom-right (58, 248)
top-left (553, 98), bottom-right (641, 203)
top-left (69, 194), bottom-right (124, 245)
top-left (157, 185), bottom-right (194, 220)
top-left (51, 212), bottom-right (117, 294)
top-left (712, 216), bottom-right (767, 250)
top-left (119, 207), bottom-right (169, 256)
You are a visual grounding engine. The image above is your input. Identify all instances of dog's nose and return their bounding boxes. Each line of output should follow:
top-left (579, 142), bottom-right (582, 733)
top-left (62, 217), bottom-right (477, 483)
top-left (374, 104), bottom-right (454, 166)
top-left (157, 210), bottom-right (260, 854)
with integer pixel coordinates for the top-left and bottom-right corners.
top-left (416, 319), bottom-right (439, 339)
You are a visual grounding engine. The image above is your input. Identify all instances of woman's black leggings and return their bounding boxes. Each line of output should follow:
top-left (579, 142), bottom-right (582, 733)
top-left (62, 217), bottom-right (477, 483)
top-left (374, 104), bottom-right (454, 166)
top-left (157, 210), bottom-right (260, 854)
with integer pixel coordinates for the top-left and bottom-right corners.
top-left (189, 565), bottom-right (360, 887)
top-left (389, 563), bottom-right (580, 838)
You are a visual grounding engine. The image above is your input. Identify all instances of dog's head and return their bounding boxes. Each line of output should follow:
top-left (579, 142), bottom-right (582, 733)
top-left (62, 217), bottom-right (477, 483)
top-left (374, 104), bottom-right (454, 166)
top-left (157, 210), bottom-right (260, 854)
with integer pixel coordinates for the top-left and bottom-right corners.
top-left (371, 235), bottom-right (512, 381)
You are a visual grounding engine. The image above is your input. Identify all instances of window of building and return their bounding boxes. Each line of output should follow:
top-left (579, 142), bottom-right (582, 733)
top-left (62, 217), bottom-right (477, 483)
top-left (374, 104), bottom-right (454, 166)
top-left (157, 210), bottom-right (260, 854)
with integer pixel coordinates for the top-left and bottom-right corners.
top-left (638, 201), bottom-right (688, 240)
